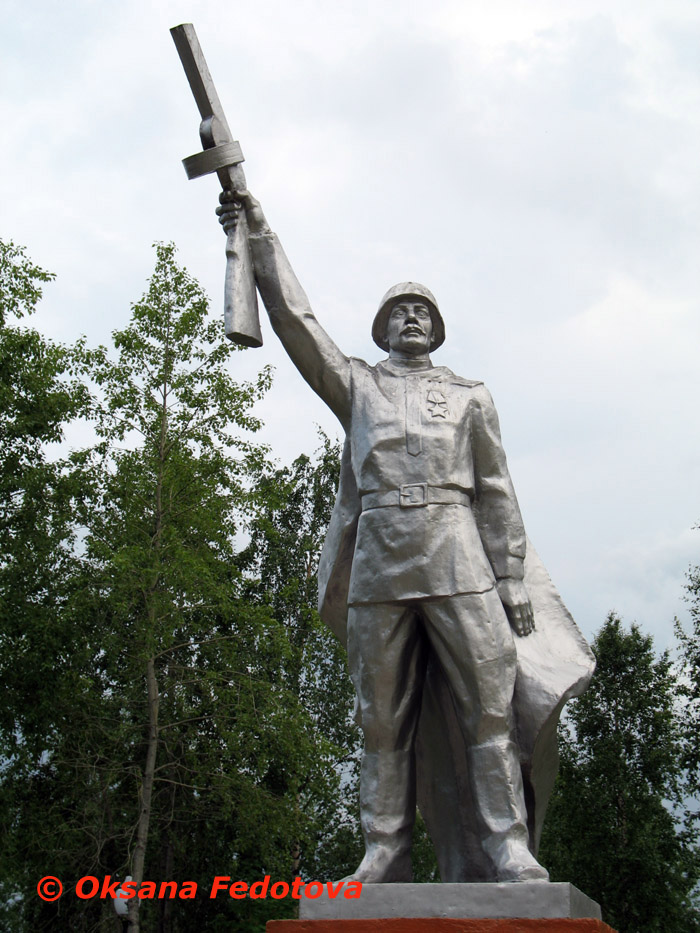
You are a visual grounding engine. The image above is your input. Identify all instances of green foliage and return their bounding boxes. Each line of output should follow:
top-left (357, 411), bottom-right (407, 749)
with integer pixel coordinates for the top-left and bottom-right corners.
top-left (0, 238), bottom-right (55, 325)
top-left (676, 552), bottom-right (700, 927)
top-left (540, 613), bottom-right (700, 933)
top-left (0, 238), bottom-right (95, 930)
top-left (411, 812), bottom-right (440, 882)
top-left (0, 240), bottom-right (369, 932)
top-left (239, 437), bottom-right (364, 882)
top-left (0, 238), bottom-right (87, 560)
top-left (676, 553), bottom-right (700, 832)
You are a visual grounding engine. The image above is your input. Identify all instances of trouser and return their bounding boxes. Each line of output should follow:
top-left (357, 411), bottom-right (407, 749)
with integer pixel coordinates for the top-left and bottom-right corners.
top-left (347, 588), bottom-right (528, 876)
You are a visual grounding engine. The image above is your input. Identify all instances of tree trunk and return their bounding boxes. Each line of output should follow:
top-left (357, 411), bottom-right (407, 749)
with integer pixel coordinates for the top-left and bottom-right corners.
top-left (127, 656), bottom-right (160, 933)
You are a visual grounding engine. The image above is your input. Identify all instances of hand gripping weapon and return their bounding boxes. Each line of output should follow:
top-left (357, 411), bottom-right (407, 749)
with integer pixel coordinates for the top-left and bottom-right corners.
top-left (170, 23), bottom-right (262, 347)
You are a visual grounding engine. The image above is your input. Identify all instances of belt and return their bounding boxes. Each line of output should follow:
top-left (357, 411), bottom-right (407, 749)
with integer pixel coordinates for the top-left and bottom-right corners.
top-left (361, 484), bottom-right (472, 511)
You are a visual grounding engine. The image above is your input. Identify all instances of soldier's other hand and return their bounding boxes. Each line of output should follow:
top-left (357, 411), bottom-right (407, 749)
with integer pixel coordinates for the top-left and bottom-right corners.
top-left (216, 189), bottom-right (270, 236)
top-left (496, 578), bottom-right (535, 637)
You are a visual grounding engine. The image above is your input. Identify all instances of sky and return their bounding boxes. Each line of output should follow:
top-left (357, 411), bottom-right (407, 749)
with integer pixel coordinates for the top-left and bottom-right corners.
top-left (2, 0), bottom-right (700, 649)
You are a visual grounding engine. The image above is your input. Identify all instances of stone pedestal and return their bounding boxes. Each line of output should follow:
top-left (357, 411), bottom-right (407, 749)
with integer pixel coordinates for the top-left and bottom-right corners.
top-left (267, 922), bottom-right (617, 932)
top-left (266, 883), bottom-right (616, 933)
top-left (302, 883), bottom-right (600, 921)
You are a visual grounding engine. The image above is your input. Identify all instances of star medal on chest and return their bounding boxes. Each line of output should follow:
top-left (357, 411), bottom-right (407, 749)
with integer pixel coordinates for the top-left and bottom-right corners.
top-left (426, 389), bottom-right (448, 419)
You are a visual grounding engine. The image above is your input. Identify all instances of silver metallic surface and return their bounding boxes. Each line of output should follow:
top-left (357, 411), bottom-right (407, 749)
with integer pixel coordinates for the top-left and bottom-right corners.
top-left (373, 282), bottom-right (445, 351)
top-left (171, 23), bottom-right (262, 347)
top-left (236, 198), bottom-right (595, 883)
top-left (299, 883), bottom-right (602, 921)
top-left (182, 140), bottom-right (245, 180)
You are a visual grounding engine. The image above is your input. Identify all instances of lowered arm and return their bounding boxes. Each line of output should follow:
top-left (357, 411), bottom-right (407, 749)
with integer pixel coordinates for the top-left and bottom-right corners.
top-left (471, 384), bottom-right (534, 636)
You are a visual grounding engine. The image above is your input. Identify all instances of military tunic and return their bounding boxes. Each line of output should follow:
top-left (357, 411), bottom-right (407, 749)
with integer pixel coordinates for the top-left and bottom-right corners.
top-left (347, 357), bottom-right (525, 604)
top-left (249, 232), bottom-right (527, 606)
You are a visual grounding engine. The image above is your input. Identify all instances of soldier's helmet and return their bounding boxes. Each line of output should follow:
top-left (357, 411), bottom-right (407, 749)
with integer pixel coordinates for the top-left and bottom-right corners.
top-left (372, 282), bottom-right (445, 352)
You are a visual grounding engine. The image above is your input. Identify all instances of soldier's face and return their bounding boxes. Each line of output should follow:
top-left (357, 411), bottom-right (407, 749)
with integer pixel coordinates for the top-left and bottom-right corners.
top-left (386, 300), bottom-right (433, 355)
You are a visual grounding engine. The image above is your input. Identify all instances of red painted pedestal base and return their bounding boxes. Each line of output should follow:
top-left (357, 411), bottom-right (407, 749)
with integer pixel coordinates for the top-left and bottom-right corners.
top-left (267, 921), bottom-right (617, 933)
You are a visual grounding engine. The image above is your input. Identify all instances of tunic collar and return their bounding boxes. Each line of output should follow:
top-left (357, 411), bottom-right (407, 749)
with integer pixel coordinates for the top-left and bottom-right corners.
top-left (378, 357), bottom-right (434, 375)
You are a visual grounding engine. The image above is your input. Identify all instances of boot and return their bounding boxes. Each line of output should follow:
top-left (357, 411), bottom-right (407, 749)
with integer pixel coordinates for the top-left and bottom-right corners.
top-left (468, 738), bottom-right (549, 883)
top-left (345, 750), bottom-right (414, 882)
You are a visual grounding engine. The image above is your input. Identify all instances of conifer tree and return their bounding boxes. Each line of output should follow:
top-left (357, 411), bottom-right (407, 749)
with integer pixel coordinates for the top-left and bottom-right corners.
top-left (675, 552), bottom-right (700, 848)
top-left (1, 244), bottom-right (360, 932)
top-left (539, 613), bottom-right (700, 933)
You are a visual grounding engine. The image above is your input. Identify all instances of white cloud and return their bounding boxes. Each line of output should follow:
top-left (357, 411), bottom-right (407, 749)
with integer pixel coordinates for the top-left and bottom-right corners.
top-left (3, 0), bottom-right (699, 651)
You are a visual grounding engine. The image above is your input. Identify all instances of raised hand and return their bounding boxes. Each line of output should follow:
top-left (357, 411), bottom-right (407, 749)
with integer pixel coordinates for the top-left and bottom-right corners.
top-left (215, 189), bottom-right (271, 236)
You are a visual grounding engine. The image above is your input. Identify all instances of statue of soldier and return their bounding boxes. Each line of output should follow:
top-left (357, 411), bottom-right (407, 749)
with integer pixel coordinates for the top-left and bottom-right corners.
top-left (217, 190), bottom-right (594, 885)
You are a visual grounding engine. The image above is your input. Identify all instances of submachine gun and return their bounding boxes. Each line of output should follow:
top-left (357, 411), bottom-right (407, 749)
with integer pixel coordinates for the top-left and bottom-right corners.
top-left (171, 22), bottom-right (262, 348)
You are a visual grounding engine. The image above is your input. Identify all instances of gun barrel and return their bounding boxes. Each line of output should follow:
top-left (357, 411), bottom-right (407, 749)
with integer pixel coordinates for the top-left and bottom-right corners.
top-left (170, 23), bottom-right (261, 348)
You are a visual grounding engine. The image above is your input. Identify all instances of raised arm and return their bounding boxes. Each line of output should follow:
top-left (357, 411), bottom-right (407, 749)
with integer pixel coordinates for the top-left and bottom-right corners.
top-left (217, 191), bottom-right (352, 427)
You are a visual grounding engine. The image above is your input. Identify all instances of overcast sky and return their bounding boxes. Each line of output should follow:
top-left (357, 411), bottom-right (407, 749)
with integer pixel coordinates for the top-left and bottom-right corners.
top-left (3, 0), bottom-right (699, 649)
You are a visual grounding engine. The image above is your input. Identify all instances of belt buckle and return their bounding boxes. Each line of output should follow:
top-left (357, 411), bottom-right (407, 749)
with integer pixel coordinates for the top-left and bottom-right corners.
top-left (399, 482), bottom-right (428, 507)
